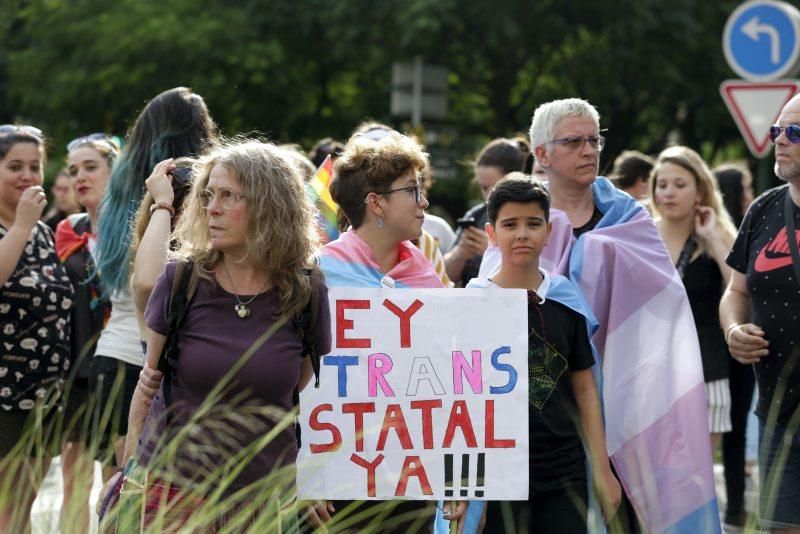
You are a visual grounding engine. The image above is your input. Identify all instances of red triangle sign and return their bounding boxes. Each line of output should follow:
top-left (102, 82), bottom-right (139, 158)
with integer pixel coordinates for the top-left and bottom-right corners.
top-left (720, 80), bottom-right (799, 158)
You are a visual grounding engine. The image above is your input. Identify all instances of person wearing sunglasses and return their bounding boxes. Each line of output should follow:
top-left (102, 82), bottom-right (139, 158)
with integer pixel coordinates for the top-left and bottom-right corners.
top-left (0, 125), bottom-right (74, 532)
top-left (721, 94), bottom-right (800, 532)
top-left (53, 132), bottom-right (120, 532)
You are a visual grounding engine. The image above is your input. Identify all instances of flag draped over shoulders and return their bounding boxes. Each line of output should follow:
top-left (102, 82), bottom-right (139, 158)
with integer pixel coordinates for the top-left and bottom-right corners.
top-left (542, 178), bottom-right (719, 533)
top-left (319, 229), bottom-right (444, 289)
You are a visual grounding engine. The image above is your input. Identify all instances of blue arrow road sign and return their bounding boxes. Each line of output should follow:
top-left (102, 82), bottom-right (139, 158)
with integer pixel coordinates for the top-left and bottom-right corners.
top-left (723, 0), bottom-right (800, 81)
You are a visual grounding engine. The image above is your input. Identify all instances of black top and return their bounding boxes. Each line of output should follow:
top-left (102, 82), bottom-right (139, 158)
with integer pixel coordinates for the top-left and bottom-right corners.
top-left (452, 202), bottom-right (488, 286)
top-left (573, 205), bottom-right (604, 238)
top-left (727, 185), bottom-right (800, 425)
top-left (527, 294), bottom-right (596, 495)
top-left (57, 215), bottom-right (107, 379)
top-left (683, 253), bottom-right (730, 382)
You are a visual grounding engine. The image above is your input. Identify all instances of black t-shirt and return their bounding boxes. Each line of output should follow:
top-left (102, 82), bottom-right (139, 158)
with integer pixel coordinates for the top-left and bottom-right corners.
top-left (726, 185), bottom-right (800, 424)
top-left (683, 253), bottom-right (730, 383)
top-left (452, 203), bottom-right (488, 286)
top-left (527, 293), bottom-right (596, 495)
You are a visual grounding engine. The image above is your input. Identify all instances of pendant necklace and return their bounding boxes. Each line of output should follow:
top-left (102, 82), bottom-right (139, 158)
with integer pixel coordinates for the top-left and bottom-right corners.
top-left (221, 260), bottom-right (269, 319)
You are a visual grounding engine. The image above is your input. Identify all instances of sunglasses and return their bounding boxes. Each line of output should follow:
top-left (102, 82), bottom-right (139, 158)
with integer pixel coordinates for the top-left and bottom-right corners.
top-left (67, 132), bottom-right (116, 152)
top-left (0, 124), bottom-right (43, 138)
top-left (769, 124), bottom-right (800, 144)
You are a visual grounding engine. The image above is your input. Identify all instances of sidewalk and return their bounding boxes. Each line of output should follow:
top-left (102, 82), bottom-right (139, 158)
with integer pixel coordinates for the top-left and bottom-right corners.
top-left (30, 456), bottom-right (103, 534)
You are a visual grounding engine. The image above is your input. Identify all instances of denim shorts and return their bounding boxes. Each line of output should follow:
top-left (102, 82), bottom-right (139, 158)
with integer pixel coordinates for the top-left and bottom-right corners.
top-left (758, 416), bottom-right (800, 528)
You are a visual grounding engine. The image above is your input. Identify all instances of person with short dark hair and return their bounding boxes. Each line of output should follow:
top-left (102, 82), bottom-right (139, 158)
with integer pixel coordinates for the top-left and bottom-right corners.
top-left (43, 168), bottom-right (81, 231)
top-left (471, 173), bottom-right (620, 532)
top-left (308, 137), bottom-right (344, 168)
top-left (720, 94), bottom-right (800, 531)
top-left (714, 163), bottom-right (755, 228)
top-left (609, 150), bottom-right (654, 200)
top-left (445, 137), bottom-right (533, 286)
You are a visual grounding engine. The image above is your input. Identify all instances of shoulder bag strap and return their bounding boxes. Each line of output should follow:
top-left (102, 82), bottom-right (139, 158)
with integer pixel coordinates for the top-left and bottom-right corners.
top-left (784, 189), bottom-right (800, 287)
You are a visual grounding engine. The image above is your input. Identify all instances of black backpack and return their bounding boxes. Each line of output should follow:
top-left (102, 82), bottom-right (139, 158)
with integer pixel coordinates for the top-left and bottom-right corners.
top-left (157, 260), bottom-right (322, 446)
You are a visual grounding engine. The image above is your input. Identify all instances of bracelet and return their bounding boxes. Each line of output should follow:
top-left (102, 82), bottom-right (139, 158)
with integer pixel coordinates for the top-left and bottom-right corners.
top-left (149, 201), bottom-right (175, 216)
top-left (725, 323), bottom-right (740, 344)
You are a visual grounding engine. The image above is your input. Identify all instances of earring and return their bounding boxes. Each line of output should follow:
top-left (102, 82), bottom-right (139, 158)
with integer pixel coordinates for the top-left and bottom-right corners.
top-left (377, 215), bottom-right (384, 228)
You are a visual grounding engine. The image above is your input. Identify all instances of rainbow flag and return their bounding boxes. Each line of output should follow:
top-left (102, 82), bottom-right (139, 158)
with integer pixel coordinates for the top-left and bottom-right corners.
top-left (308, 155), bottom-right (339, 244)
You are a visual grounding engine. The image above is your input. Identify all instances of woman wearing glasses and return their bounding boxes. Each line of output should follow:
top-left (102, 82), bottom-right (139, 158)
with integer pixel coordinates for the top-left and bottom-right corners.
top-left (101, 140), bottom-right (330, 530)
top-left (91, 87), bottom-right (217, 477)
top-left (316, 131), bottom-right (455, 532)
top-left (0, 125), bottom-right (73, 532)
top-left (54, 133), bottom-right (120, 531)
top-left (649, 146), bottom-right (737, 454)
top-left (444, 137), bottom-right (533, 286)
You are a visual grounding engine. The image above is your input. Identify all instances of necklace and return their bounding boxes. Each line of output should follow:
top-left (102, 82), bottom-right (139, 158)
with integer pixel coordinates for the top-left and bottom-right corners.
top-left (221, 260), bottom-right (269, 319)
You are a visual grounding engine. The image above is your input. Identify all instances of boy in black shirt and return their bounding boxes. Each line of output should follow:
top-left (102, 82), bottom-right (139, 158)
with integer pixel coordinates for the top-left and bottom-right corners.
top-left (468, 174), bottom-right (620, 532)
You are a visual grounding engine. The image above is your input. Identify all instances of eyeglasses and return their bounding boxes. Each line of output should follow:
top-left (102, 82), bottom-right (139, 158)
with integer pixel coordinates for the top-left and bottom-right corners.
top-left (67, 133), bottom-right (115, 152)
top-left (375, 184), bottom-right (423, 204)
top-left (0, 124), bottom-right (43, 138)
top-left (547, 134), bottom-right (605, 152)
top-left (199, 188), bottom-right (245, 210)
top-left (769, 124), bottom-right (800, 144)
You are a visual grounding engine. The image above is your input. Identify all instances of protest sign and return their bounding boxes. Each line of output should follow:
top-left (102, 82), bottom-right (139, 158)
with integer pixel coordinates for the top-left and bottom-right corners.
top-left (297, 288), bottom-right (529, 500)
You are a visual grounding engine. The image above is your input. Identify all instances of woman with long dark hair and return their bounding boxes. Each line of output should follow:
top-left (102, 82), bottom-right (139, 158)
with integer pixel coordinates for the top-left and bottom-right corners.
top-left (91, 87), bottom-right (217, 475)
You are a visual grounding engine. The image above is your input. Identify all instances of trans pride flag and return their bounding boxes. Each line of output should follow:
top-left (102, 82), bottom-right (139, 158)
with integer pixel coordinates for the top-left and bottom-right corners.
top-left (319, 229), bottom-right (444, 289)
top-left (308, 155), bottom-right (340, 244)
top-left (539, 178), bottom-right (720, 532)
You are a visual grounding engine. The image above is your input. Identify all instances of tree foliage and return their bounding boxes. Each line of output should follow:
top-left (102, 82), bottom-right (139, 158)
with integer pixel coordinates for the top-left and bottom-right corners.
top-left (1, 0), bottom-right (760, 216)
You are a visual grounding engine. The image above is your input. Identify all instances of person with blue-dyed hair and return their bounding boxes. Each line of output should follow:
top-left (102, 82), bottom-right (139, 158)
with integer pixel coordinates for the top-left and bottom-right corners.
top-left (91, 87), bottom-right (217, 478)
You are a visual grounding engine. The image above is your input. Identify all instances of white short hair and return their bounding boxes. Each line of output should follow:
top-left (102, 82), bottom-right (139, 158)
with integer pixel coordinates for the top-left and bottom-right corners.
top-left (529, 98), bottom-right (600, 154)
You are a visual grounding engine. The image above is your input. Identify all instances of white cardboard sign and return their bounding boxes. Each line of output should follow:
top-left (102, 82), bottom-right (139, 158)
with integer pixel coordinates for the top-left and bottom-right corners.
top-left (297, 288), bottom-right (529, 500)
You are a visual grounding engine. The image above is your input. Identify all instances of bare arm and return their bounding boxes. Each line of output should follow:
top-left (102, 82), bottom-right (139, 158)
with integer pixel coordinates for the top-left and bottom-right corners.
top-left (720, 270), bottom-right (768, 364)
top-left (0, 187), bottom-right (47, 286)
top-left (131, 209), bottom-right (172, 312)
top-left (121, 327), bottom-right (166, 465)
top-left (707, 233), bottom-right (734, 285)
top-left (570, 368), bottom-right (621, 522)
top-left (130, 159), bottom-right (175, 314)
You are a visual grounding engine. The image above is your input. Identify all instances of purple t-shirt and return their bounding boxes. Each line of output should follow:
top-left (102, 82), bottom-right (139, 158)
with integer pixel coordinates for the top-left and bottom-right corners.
top-left (138, 261), bottom-right (331, 491)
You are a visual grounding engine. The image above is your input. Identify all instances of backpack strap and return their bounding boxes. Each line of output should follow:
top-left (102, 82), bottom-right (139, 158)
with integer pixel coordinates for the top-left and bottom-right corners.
top-left (159, 260), bottom-right (197, 414)
top-left (292, 267), bottom-right (324, 447)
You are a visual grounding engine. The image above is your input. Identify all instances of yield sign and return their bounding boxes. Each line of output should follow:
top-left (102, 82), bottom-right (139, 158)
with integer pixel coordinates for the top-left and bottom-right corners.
top-left (720, 79), bottom-right (799, 157)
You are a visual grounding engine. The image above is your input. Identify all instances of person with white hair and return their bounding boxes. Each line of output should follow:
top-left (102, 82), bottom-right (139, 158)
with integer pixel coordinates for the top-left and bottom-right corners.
top-left (477, 99), bottom-right (720, 533)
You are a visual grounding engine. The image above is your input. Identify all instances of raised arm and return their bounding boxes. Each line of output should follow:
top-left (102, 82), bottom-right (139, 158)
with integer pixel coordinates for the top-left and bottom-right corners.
top-left (0, 186), bottom-right (47, 285)
top-left (131, 159), bottom-right (175, 313)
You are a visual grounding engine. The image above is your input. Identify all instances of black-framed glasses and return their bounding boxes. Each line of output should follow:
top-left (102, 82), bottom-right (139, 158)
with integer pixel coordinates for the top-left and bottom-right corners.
top-left (769, 124), bottom-right (800, 144)
top-left (0, 124), bottom-right (43, 138)
top-left (67, 132), bottom-right (115, 152)
top-left (547, 134), bottom-right (605, 152)
top-left (379, 184), bottom-right (423, 204)
top-left (199, 188), bottom-right (245, 210)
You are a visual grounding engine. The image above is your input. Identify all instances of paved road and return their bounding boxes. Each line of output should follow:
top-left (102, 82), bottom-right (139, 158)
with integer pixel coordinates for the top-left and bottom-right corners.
top-left (29, 460), bottom-right (758, 533)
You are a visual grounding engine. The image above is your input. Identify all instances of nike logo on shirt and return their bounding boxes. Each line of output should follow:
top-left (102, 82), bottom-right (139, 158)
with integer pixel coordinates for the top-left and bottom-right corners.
top-left (754, 227), bottom-right (800, 273)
